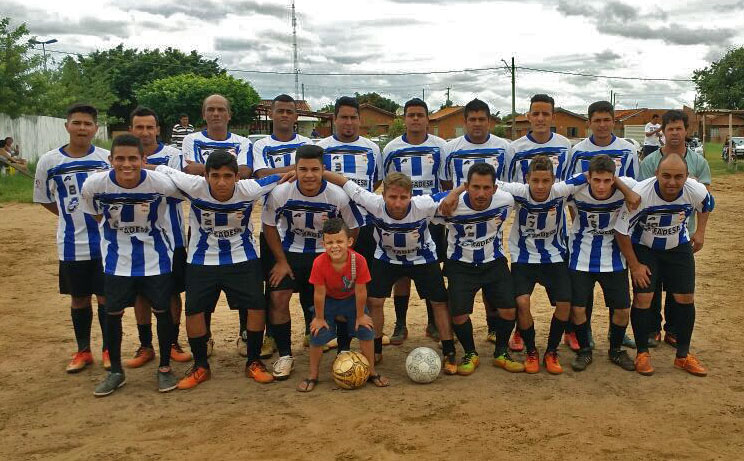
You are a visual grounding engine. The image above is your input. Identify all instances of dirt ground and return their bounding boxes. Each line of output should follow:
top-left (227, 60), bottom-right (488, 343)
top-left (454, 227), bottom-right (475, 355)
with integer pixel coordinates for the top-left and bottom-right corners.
top-left (1, 175), bottom-right (743, 461)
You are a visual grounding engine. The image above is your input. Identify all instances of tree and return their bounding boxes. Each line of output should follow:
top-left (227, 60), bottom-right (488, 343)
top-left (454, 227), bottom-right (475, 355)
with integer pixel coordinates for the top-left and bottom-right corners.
top-left (693, 47), bottom-right (744, 110)
top-left (318, 103), bottom-right (335, 113)
top-left (354, 92), bottom-right (400, 113)
top-left (387, 118), bottom-right (405, 139)
top-left (440, 99), bottom-right (453, 110)
top-left (0, 17), bottom-right (43, 118)
top-left (135, 73), bottom-right (260, 128)
top-left (491, 125), bottom-right (507, 137)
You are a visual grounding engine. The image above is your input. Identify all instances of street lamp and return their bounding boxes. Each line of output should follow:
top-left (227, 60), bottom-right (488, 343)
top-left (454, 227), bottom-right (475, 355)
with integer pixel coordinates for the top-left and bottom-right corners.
top-left (28, 38), bottom-right (58, 73)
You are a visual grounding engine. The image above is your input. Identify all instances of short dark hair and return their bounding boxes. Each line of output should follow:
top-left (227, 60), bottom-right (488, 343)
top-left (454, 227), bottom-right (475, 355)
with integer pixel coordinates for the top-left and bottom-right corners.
top-left (179, 113), bottom-right (188, 119)
top-left (322, 217), bottom-right (350, 236)
top-left (587, 101), bottom-right (614, 120)
top-left (661, 110), bottom-right (689, 130)
top-left (464, 98), bottom-right (490, 119)
top-left (273, 94), bottom-right (296, 107)
top-left (404, 98), bottom-right (428, 116)
top-left (67, 104), bottom-right (98, 123)
top-left (111, 133), bottom-right (144, 157)
top-left (527, 155), bottom-right (554, 176)
top-left (466, 162), bottom-right (497, 183)
top-left (295, 144), bottom-right (324, 164)
top-left (651, 113), bottom-right (660, 119)
top-left (205, 151), bottom-right (239, 174)
top-left (4, 136), bottom-right (12, 142)
top-left (588, 154), bottom-right (616, 175)
top-left (334, 96), bottom-right (359, 116)
top-left (529, 94), bottom-right (555, 112)
top-left (0, 139), bottom-right (6, 148)
top-left (130, 106), bottom-right (160, 127)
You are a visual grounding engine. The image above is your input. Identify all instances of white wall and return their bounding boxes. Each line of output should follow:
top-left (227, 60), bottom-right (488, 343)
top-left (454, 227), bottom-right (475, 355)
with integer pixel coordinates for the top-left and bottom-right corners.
top-left (0, 113), bottom-right (108, 162)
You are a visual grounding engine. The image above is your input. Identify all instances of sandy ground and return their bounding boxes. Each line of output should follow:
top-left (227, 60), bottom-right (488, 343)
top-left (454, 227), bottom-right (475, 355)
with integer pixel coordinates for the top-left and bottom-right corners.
top-left (1, 175), bottom-right (744, 461)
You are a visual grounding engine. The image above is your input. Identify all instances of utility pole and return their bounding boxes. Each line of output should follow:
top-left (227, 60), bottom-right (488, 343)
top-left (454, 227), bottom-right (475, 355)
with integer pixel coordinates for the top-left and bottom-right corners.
top-left (291, 0), bottom-right (300, 100)
top-left (28, 38), bottom-right (58, 73)
top-left (301, 83), bottom-right (305, 101)
top-left (445, 86), bottom-right (451, 104)
top-left (422, 88), bottom-right (425, 103)
top-left (502, 57), bottom-right (516, 139)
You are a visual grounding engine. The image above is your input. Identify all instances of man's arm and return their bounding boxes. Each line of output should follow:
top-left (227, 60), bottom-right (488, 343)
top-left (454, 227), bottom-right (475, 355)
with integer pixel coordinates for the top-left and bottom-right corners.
top-left (437, 184), bottom-right (465, 216)
top-left (323, 170), bottom-right (348, 187)
top-left (238, 165), bottom-right (253, 180)
top-left (691, 211), bottom-right (709, 253)
top-left (183, 160), bottom-right (206, 176)
top-left (255, 165), bottom-right (295, 178)
top-left (615, 233), bottom-right (651, 289)
top-left (309, 284), bottom-right (329, 336)
top-left (262, 224), bottom-right (293, 287)
top-left (613, 177), bottom-right (641, 211)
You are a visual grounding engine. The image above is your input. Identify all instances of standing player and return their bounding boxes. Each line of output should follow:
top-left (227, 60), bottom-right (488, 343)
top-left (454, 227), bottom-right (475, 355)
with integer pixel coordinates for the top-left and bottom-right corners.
top-left (615, 154), bottom-right (713, 376)
top-left (33, 104), bottom-right (111, 373)
top-left (642, 114), bottom-right (662, 160)
top-left (262, 145), bottom-right (363, 380)
top-left (170, 114), bottom-right (194, 150)
top-left (381, 97), bottom-right (446, 345)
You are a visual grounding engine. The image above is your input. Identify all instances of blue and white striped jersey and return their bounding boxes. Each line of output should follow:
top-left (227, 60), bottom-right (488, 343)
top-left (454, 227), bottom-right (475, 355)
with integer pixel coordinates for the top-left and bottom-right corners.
top-left (145, 143), bottom-right (186, 249)
top-left (33, 145), bottom-right (111, 261)
top-left (251, 134), bottom-right (312, 172)
top-left (442, 134), bottom-right (509, 187)
top-left (382, 134), bottom-right (446, 195)
top-left (566, 135), bottom-right (639, 179)
top-left (316, 135), bottom-right (382, 192)
top-left (156, 166), bottom-right (281, 265)
top-left (498, 174), bottom-right (587, 264)
top-left (504, 132), bottom-right (571, 183)
top-left (343, 181), bottom-right (444, 265)
top-left (81, 170), bottom-right (179, 276)
top-left (181, 130), bottom-right (253, 170)
top-left (262, 181), bottom-right (363, 254)
top-left (614, 178), bottom-right (714, 250)
top-left (438, 190), bottom-right (514, 264)
top-left (567, 178), bottom-right (637, 272)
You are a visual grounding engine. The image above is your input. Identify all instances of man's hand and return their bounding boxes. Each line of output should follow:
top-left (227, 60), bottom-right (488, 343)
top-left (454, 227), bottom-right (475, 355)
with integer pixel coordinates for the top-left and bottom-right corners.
top-left (629, 262), bottom-right (652, 289)
top-left (310, 317), bottom-right (329, 337)
top-left (279, 170), bottom-right (296, 184)
top-left (691, 231), bottom-right (705, 253)
top-left (624, 191), bottom-right (641, 211)
top-left (355, 313), bottom-right (374, 331)
top-left (322, 170), bottom-right (347, 186)
top-left (269, 261), bottom-right (294, 287)
top-left (438, 186), bottom-right (463, 216)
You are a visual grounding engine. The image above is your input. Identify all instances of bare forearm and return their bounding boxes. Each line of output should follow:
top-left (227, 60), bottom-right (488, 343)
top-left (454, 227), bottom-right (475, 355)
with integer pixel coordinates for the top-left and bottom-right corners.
top-left (183, 162), bottom-right (206, 176)
top-left (616, 234), bottom-right (639, 267)
top-left (355, 285), bottom-right (367, 317)
top-left (255, 165), bottom-right (294, 178)
top-left (238, 166), bottom-right (253, 180)
top-left (695, 211), bottom-right (709, 236)
top-left (313, 290), bottom-right (326, 320)
top-left (322, 171), bottom-right (348, 187)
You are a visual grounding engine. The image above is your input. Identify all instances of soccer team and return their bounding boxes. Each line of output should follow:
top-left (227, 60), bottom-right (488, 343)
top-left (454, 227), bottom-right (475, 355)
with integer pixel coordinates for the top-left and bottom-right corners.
top-left (33, 92), bottom-right (714, 396)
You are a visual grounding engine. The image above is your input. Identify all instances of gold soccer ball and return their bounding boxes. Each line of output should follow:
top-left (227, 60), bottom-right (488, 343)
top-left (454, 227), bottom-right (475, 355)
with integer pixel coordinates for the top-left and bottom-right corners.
top-left (332, 351), bottom-right (371, 390)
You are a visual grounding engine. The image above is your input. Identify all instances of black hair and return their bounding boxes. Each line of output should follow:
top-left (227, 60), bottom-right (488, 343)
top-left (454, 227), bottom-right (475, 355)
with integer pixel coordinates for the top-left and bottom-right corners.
top-left (322, 217), bottom-right (350, 236)
top-left (67, 103), bottom-right (98, 123)
top-left (179, 113), bottom-right (189, 119)
top-left (205, 150), bottom-right (239, 174)
top-left (0, 140), bottom-right (6, 148)
top-left (466, 162), bottom-right (497, 183)
top-left (295, 144), bottom-right (324, 163)
top-left (529, 94), bottom-right (555, 112)
top-left (404, 98), bottom-right (428, 115)
top-left (661, 110), bottom-right (689, 130)
top-left (464, 98), bottom-right (490, 119)
top-left (273, 94), bottom-right (296, 106)
top-left (588, 154), bottom-right (616, 175)
top-left (111, 133), bottom-right (144, 157)
top-left (130, 106), bottom-right (160, 127)
top-left (527, 155), bottom-right (554, 176)
top-left (588, 101), bottom-right (614, 120)
top-left (651, 113), bottom-right (660, 119)
top-left (334, 96), bottom-right (359, 116)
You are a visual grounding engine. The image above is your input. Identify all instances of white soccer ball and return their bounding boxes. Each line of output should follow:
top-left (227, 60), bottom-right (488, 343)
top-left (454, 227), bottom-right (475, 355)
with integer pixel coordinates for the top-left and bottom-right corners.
top-left (405, 347), bottom-right (441, 383)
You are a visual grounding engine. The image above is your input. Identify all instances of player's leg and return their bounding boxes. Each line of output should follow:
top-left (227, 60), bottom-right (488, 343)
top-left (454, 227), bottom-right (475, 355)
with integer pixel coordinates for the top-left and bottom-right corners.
top-left (177, 263), bottom-right (217, 390)
top-left (648, 280), bottom-right (663, 347)
top-left (541, 263), bottom-right (572, 375)
top-left (391, 277), bottom-right (411, 345)
top-left (410, 262), bottom-right (454, 373)
top-left (344, 297), bottom-right (388, 387)
top-left (426, 222), bottom-right (447, 342)
top-left (169, 246), bottom-right (191, 361)
top-left (486, 258), bottom-right (524, 373)
top-left (663, 288), bottom-right (679, 347)
top-left (259, 232), bottom-right (277, 359)
top-left (94, 274), bottom-right (133, 397)
top-left (366, 258), bottom-right (401, 364)
top-left (629, 244), bottom-right (659, 376)
top-left (568, 270), bottom-right (594, 371)
top-left (300, 302), bottom-right (337, 391)
top-left (445, 260), bottom-right (480, 376)
top-left (141, 274), bottom-right (178, 393)
top-left (599, 271), bottom-right (635, 371)
top-left (125, 296), bottom-right (155, 368)
top-left (268, 288), bottom-right (294, 380)
top-left (511, 263), bottom-right (539, 372)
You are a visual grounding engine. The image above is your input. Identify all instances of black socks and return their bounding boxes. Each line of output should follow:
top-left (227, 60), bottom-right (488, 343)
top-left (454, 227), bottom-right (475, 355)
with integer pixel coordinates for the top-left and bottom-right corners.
top-left (519, 324), bottom-right (537, 353)
top-left (106, 314), bottom-right (124, 374)
top-left (452, 318), bottom-right (476, 354)
top-left (546, 316), bottom-right (568, 352)
top-left (631, 307), bottom-right (653, 353)
top-left (71, 306), bottom-right (93, 352)
top-left (675, 302), bottom-right (695, 358)
top-left (188, 334), bottom-right (209, 369)
top-left (272, 321), bottom-right (292, 357)
top-left (246, 329), bottom-right (264, 363)
top-left (394, 295), bottom-right (409, 326)
top-left (138, 324), bottom-right (153, 348)
top-left (154, 311), bottom-right (173, 368)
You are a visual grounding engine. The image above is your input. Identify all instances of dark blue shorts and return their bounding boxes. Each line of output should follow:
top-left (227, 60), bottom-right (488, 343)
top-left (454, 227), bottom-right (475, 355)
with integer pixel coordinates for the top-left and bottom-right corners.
top-left (309, 296), bottom-right (375, 346)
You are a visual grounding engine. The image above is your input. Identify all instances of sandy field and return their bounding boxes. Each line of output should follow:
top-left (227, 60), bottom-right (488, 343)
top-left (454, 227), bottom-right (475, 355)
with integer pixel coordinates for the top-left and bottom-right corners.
top-left (1, 174), bottom-right (743, 461)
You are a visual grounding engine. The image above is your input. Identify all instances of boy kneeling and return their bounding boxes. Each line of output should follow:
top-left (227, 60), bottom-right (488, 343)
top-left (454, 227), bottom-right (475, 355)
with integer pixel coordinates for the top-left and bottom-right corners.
top-left (297, 218), bottom-right (389, 392)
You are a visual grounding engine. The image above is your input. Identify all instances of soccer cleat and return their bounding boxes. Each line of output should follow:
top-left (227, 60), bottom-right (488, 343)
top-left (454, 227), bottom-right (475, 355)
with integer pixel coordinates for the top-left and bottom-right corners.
top-left (102, 349), bottom-right (111, 371)
top-left (587, 329), bottom-right (596, 350)
top-left (157, 368), bottom-right (179, 393)
top-left (563, 332), bottom-right (580, 352)
top-left (272, 355), bottom-right (295, 380)
top-left (260, 336), bottom-right (277, 359)
top-left (66, 350), bottom-right (94, 373)
top-left (635, 352), bottom-right (654, 376)
top-left (442, 352), bottom-right (458, 375)
top-left (457, 352), bottom-right (480, 376)
top-left (93, 372), bottom-right (126, 397)
top-left (571, 348), bottom-right (593, 372)
top-left (648, 332), bottom-right (661, 348)
top-left (508, 330), bottom-right (524, 352)
top-left (622, 334), bottom-right (637, 349)
top-left (674, 354), bottom-right (707, 377)
top-left (177, 366), bottom-right (211, 390)
top-left (524, 350), bottom-right (540, 374)
top-left (425, 323), bottom-right (440, 342)
top-left (543, 350), bottom-right (563, 375)
top-left (246, 360), bottom-right (275, 383)
top-left (323, 338), bottom-right (338, 353)
top-left (390, 323), bottom-right (408, 345)
top-left (493, 351), bottom-right (525, 373)
top-left (237, 333), bottom-right (248, 358)
top-left (486, 330), bottom-right (497, 344)
top-left (206, 338), bottom-right (214, 357)
top-left (171, 342), bottom-right (193, 362)
top-left (124, 346), bottom-right (155, 369)
top-left (664, 332), bottom-right (678, 348)
top-left (608, 349), bottom-right (635, 371)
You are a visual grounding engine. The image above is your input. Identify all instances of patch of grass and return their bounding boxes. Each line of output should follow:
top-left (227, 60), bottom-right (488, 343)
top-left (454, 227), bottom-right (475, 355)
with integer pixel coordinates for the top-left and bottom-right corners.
top-left (93, 138), bottom-right (112, 150)
top-left (704, 142), bottom-right (744, 177)
top-left (0, 173), bottom-right (34, 203)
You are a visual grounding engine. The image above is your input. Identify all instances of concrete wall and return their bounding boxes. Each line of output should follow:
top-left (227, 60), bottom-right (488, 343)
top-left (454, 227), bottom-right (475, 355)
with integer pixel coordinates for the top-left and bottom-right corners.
top-left (0, 113), bottom-right (108, 162)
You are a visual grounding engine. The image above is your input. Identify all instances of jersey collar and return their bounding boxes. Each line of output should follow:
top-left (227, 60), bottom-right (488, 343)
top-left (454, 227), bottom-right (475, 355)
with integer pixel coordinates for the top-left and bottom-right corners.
top-left (295, 179), bottom-right (327, 196)
top-left (201, 130), bottom-right (232, 141)
top-left (464, 134), bottom-right (490, 145)
top-left (589, 134), bottom-right (616, 146)
top-left (333, 134), bottom-right (360, 143)
top-left (271, 133), bottom-right (297, 142)
top-left (402, 133), bottom-right (428, 145)
top-left (109, 169), bottom-right (147, 188)
top-left (653, 180), bottom-right (684, 202)
top-left (59, 144), bottom-right (96, 157)
top-left (527, 131), bottom-right (553, 144)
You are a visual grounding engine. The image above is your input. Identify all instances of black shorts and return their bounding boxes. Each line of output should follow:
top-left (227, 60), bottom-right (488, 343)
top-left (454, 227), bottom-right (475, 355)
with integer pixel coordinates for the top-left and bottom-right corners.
top-left (185, 260), bottom-right (266, 315)
top-left (429, 223), bottom-right (447, 263)
top-left (445, 257), bottom-right (516, 316)
top-left (171, 247), bottom-right (187, 294)
top-left (59, 259), bottom-right (105, 297)
top-left (633, 242), bottom-right (695, 295)
top-left (105, 273), bottom-right (172, 314)
top-left (569, 269), bottom-right (630, 309)
top-left (354, 225), bottom-right (376, 262)
top-left (267, 251), bottom-right (316, 309)
top-left (511, 262), bottom-right (571, 303)
top-left (368, 259), bottom-right (447, 302)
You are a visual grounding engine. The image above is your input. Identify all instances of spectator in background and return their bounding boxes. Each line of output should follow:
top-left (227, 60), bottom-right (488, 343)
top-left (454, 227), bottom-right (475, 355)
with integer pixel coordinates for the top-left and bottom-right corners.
top-left (0, 138), bottom-right (28, 170)
top-left (642, 114), bottom-right (662, 159)
top-left (5, 137), bottom-right (20, 157)
top-left (311, 127), bottom-right (320, 138)
top-left (171, 114), bottom-right (194, 150)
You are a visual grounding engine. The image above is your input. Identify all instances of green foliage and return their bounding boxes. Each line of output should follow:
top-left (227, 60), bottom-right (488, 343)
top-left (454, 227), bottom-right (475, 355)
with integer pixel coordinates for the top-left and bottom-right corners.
top-left (440, 99), bottom-right (453, 110)
top-left (318, 103), bottom-right (335, 113)
top-left (492, 125), bottom-right (507, 137)
top-left (704, 142), bottom-right (744, 175)
top-left (135, 73), bottom-right (260, 128)
top-left (693, 47), bottom-right (744, 110)
top-left (354, 92), bottom-right (400, 113)
top-left (387, 118), bottom-right (405, 139)
top-left (0, 159), bottom-right (36, 203)
top-left (0, 18), bottom-right (44, 118)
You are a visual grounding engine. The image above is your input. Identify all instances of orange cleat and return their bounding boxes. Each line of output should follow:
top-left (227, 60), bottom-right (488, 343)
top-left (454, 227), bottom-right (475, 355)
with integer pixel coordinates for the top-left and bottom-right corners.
top-left (171, 343), bottom-right (193, 362)
top-left (124, 346), bottom-right (155, 368)
top-left (177, 366), bottom-right (211, 390)
top-left (543, 350), bottom-right (563, 375)
top-left (102, 349), bottom-right (111, 371)
top-left (509, 330), bottom-right (524, 352)
top-left (674, 354), bottom-right (707, 377)
top-left (246, 360), bottom-right (275, 383)
top-left (563, 332), bottom-right (580, 352)
top-left (66, 350), bottom-right (94, 373)
top-left (524, 350), bottom-right (540, 374)
top-left (635, 352), bottom-right (654, 376)
top-left (442, 353), bottom-right (458, 375)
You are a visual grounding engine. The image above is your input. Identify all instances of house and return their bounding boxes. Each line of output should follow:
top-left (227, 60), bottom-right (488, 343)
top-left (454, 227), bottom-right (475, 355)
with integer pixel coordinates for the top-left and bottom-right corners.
top-left (251, 99), bottom-right (333, 137)
top-left (504, 107), bottom-right (588, 140)
top-left (428, 106), bottom-right (501, 140)
top-left (694, 108), bottom-right (744, 142)
top-left (358, 104), bottom-right (396, 137)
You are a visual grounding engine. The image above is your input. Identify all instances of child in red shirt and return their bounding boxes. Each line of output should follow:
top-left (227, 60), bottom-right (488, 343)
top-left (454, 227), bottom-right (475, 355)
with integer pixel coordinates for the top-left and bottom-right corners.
top-left (297, 218), bottom-right (389, 392)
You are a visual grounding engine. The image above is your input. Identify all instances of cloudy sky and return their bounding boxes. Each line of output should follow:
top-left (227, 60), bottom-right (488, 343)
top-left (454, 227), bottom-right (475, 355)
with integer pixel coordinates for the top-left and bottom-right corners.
top-left (7, 0), bottom-right (744, 115)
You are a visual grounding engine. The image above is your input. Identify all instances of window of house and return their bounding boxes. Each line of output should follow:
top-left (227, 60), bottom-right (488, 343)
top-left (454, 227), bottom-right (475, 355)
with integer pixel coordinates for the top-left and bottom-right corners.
top-left (566, 127), bottom-right (578, 137)
top-left (455, 127), bottom-right (464, 137)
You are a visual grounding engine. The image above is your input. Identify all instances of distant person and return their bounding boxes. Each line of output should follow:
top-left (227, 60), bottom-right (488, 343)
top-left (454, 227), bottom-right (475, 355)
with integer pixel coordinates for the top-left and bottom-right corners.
top-left (643, 114), bottom-right (662, 159)
top-left (171, 114), bottom-right (194, 150)
top-left (5, 137), bottom-right (21, 157)
top-left (311, 127), bottom-right (320, 138)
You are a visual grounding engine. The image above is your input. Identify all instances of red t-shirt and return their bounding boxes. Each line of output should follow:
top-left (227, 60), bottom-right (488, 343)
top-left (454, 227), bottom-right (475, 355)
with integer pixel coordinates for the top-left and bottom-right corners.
top-left (309, 250), bottom-right (371, 300)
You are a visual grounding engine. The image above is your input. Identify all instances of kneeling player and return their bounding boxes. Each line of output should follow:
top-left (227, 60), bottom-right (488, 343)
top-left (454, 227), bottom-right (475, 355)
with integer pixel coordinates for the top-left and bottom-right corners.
top-left (297, 218), bottom-right (388, 391)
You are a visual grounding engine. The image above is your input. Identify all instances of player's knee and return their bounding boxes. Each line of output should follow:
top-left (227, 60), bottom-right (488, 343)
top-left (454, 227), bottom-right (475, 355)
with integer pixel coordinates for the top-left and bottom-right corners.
top-left (633, 293), bottom-right (653, 308)
top-left (497, 308), bottom-right (516, 321)
top-left (356, 325), bottom-right (375, 341)
top-left (613, 308), bottom-right (630, 324)
top-left (452, 314), bottom-right (469, 325)
top-left (672, 293), bottom-right (694, 304)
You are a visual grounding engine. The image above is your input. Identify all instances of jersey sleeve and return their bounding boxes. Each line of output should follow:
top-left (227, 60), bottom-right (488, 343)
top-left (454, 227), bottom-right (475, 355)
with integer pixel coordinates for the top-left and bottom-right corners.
top-left (412, 194), bottom-right (443, 217)
top-left (495, 180), bottom-right (528, 198)
top-left (181, 136), bottom-right (196, 162)
top-left (381, 144), bottom-right (393, 179)
top-left (553, 173), bottom-right (588, 197)
top-left (261, 186), bottom-right (282, 226)
top-left (342, 181), bottom-right (383, 214)
top-left (502, 143), bottom-right (516, 182)
top-left (167, 152), bottom-right (184, 171)
top-left (33, 155), bottom-right (53, 203)
top-left (236, 174), bottom-right (281, 202)
top-left (695, 156), bottom-right (712, 185)
top-left (250, 141), bottom-right (270, 173)
top-left (618, 177), bottom-right (638, 190)
top-left (150, 170), bottom-right (183, 200)
top-left (237, 139), bottom-right (254, 170)
top-left (613, 203), bottom-right (639, 236)
top-left (355, 253), bottom-right (371, 284)
top-left (155, 165), bottom-right (203, 196)
top-left (440, 142), bottom-right (454, 182)
top-left (80, 172), bottom-right (102, 215)
top-left (372, 143), bottom-right (383, 184)
top-left (686, 179), bottom-right (714, 213)
top-left (339, 195), bottom-right (364, 230)
top-left (308, 255), bottom-right (326, 286)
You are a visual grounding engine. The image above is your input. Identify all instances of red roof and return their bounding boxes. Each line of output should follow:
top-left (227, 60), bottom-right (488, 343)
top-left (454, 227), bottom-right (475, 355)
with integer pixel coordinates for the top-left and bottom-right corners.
top-left (429, 106), bottom-right (463, 121)
top-left (358, 103), bottom-right (396, 118)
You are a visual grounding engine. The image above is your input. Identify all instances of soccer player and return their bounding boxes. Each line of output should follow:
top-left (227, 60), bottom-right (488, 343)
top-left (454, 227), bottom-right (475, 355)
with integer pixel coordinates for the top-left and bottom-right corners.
top-left (438, 162), bottom-right (524, 375)
top-left (170, 113), bottom-right (194, 150)
top-left (614, 153), bottom-right (713, 376)
top-left (262, 145), bottom-right (363, 380)
top-left (33, 104), bottom-right (111, 373)
top-left (642, 114), bottom-right (662, 159)
top-left (297, 218), bottom-right (388, 392)
top-left (81, 134), bottom-right (180, 396)
top-left (125, 106), bottom-right (192, 368)
top-left (382, 97), bottom-right (447, 345)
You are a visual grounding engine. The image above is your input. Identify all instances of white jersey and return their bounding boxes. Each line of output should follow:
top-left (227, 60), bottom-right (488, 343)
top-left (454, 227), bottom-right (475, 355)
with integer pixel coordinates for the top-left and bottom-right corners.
top-left (181, 130), bottom-right (253, 170)
top-left (382, 134), bottom-right (447, 195)
top-left (614, 178), bottom-right (714, 250)
top-left (262, 181), bottom-right (363, 254)
top-left (504, 132), bottom-right (571, 183)
top-left (317, 135), bottom-right (382, 192)
top-left (156, 166), bottom-right (281, 265)
top-left (567, 178), bottom-right (637, 272)
top-left (252, 134), bottom-right (312, 171)
top-left (33, 145), bottom-right (111, 261)
top-left (442, 134), bottom-right (509, 187)
top-left (499, 174), bottom-right (587, 264)
top-left (343, 181), bottom-right (443, 265)
top-left (146, 143), bottom-right (186, 249)
top-left (566, 135), bottom-right (639, 179)
top-left (81, 170), bottom-right (179, 276)
top-left (438, 190), bottom-right (514, 264)
top-left (644, 123), bottom-right (661, 146)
